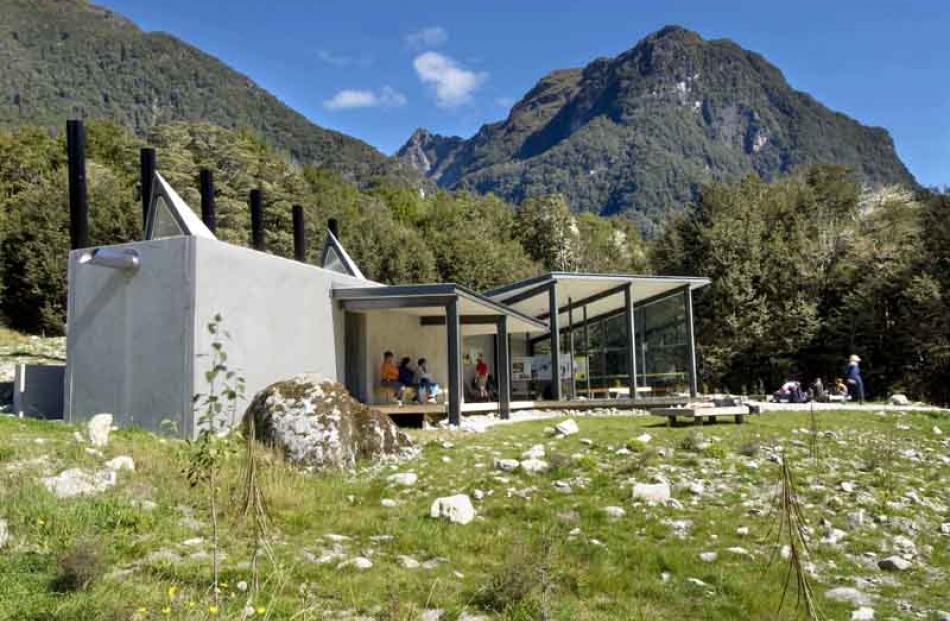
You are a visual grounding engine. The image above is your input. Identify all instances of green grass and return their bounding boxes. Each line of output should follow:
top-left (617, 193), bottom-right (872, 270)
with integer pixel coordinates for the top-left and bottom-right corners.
top-left (0, 409), bottom-right (947, 620)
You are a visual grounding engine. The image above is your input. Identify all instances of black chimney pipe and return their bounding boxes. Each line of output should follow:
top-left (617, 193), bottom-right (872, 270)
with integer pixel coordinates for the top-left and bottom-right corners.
top-left (67, 120), bottom-right (89, 250)
top-left (292, 205), bottom-right (306, 262)
top-left (249, 188), bottom-right (264, 250)
top-left (328, 217), bottom-right (339, 238)
top-left (139, 147), bottom-right (156, 232)
top-left (199, 169), bottom-right (216, 233)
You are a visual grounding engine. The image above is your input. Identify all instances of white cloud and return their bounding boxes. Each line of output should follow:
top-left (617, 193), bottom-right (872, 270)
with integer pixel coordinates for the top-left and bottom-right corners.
top-left (323, 86), bottom-right (407, 110)
top-left (405, 26), bottom-right (448, 50)
top-left (413, 52), bottom-right (486, 107)
top-left (316, 49), bottom-right (372, 68)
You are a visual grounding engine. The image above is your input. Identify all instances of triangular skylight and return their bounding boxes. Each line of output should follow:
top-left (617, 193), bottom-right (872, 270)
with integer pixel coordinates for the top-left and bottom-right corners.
top-left (144, 173), bottom-right (217, 241)
top-left (320, 230), bottom-right (365, 279)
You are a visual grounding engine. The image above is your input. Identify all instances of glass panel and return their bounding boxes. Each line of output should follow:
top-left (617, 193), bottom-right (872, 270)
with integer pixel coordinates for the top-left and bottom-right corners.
top-left (641, 295), bottom-right (689, 395)
top-left (150, 195), bottom-right (185, 239)
top-left (323, 246), bottom-right (348, 274)
top-left (605, 314), bottom-right (626, 348)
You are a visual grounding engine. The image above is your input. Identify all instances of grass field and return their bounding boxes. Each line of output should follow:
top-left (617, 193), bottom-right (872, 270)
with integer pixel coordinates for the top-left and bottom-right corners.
top-left (0, 408), bottom-right (947, 620)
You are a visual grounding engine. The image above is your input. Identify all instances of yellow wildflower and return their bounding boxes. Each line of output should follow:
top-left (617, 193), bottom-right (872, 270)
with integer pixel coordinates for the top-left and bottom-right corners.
top-left (167, 585), bottom-right (178, 599)
top-left (162, 606), bottom-right (171, 615)
top-left (209, 605), bottom-right (219, 615)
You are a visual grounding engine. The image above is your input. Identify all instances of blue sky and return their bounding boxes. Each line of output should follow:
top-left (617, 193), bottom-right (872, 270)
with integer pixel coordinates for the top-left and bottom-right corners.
top-left (99, 0), bottom-right (949, 187)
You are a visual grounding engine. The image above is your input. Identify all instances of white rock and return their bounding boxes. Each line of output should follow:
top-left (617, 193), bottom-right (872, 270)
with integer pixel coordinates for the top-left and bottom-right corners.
top-left (338, 556), bottom-right (373, 570)
top-left (420, 610), bottom-right (444, 621)
top-left (472, 489), bottom-right (485, 501)
top-left (0, 519), bottom-right (8, 549)
top-left (236, 580), bottom-right (248, 592)
top-left (430, 494), bottom-right (476, 525)
top-left (380, 499), bottom-right (398, 508)
top-left (825, 586), bottom-right (871, 606)
top-left (822, 528), bottom-right (847, 545)
top-left (555, 419), bottom-right (579, 436)
top-left (840, 481), bottom-right (856, 493)
top-left (104, 455), bottom-right (135, 472)
top-left (42, 468), bottom-right (116, 498)
top-left (603, 506), bottom-right (626, 519)
top-left (614, 447), bottom-right (632, 455)
top-left (387, 472), bottom-right (418, 487)
top-left (87, 413), bottom-right (114, 447)
top-left (398, 555), bottom-right (420, 569)
top-left (686, 577), bottom-right (709, 588)
top-left (519, 458), bottom-right (549, 474)
top-left (877, 555), bottom-right (911, 571)
top-left (521, 444), bottom-right (546, 459)
top-left (552, 480), bottom-right (572, 493)
top-left (324, 533), bottom-right (351, 542)
top-left (934, 426), bottom-right (943, 436)
top-left (181, 537), bottom-right (204, 546)
top-left (687, 481), bottom-right (705, 496)
top-left (940, 522), bottom-right (950, 535)
top-left (726, 547), bottom-right (750, 556)
top-left (851, 606), bottom-right (875, 620)
top-left (634, 433), bottom-right (652, 444)
top-left (889, 394), bottom-right (910, 406)
top-left (494, 458), bottom-right (520, 472)
top-left (580, 438), bottom-right (594, 446)
top-left (892, 535), bottom-right (916, 555)
top-left (699, 551), bottom-right (718, 562)
top-left (736, 526), bottom-right (750, 537)
top-left (632, 482), bottom-right (671, 504)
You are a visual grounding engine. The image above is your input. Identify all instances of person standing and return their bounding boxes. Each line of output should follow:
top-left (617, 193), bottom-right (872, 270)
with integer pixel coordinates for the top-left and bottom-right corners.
top-left (475, 354), bottom-right (490, 400)
top-left (845, 354), bottom-right (864, 404)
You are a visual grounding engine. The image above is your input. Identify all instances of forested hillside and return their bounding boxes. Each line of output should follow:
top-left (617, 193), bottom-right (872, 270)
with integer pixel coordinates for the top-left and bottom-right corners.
top-left (0, 0), bottom-right (418, 186)
top-left (399, 26), bottom-right (917, 235)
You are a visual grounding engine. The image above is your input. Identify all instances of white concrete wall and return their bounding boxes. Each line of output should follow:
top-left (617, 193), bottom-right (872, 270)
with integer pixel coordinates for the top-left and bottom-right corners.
top-left (191, 237), bottom-right (365, 433)
top-left (65, 237), bottom-right (195, 433)
top-left (363, 312), bottom-right (448, 404)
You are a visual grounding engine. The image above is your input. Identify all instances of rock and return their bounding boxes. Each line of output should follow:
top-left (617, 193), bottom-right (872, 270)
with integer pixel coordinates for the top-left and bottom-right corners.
top-left (940, 522), bottom-right (950, 535)
top-left (634, 433), bottom-right (652, 444)
top-left (687, 481), bottom-right (705, 496)
top-left (851, 607), bottom-right (875, 620)
top-left (632, 482), bottom-right (671, 504)
top-left (552, 480), bottom-right (572, 493)
top-left (380, 499), bottom-right (398, 508)
top-left (555, 419), bottom-right (579, 437)
top-left (0, 519), bottom-right (8, 549)
top-left (519, 458), bottom-right (549, 474)
top-left (821, 528), bottom-right (847, 545)
top-left (324, 533), bottom-right (351, 542)
top-left (934, 426), bottom-right (943, 436)
top-left (603, 506), bottom-right (626, 519)
top-left (244, 375), bottom-right (412, 470)
top-left (889, 394), bottom-right (910, 406)
top-left (840, 481), bottom-right (856, 493)
top-left (877, 556), bottom-right (911, 571)
top-left (387, 472), bottom-right (418, 487)
top-left (846, 510), bottom-right (866, 529)
top-left (580, 438), bottom-right (594, 446)
top-left (420, 610), bottom-right (444, 621)
top-left (699, 551), bottom-right (717, 562)
top-left (430, 494), bottom-right (476, 525)
top-left (338, 556), bottom-right (373, 570)
top-left (397, 555), bottom-right (420, 569)
top-left (686, 577), bottom-right (709, 588)
top-left (457, 613), bottom-right (488, 621)
top-left (494, 458), bottom-right (520, 472)
top-left (736, 526), bottom-right (750, 537)
top-left (521, 444), bottom-right (546, 459)
top-left (726, 547), bottom-right (750, 556)
top-left (236, 580), bottom-right (248, 592)
top-left (472, 489), bottom-right (485, 500)
top-left (42, 468), bottom-right (116, 498)
top-left (825, 587), bottom-right (871, 606)
top-left (892, 535), bottom-right (916, 555)
top-left (181, 537), bottom-right (204, 546)
top-left (104, 456), bottom-right (135, 472)
top-left (87, 413), bottom-right (113, 447)
top-left (936, 611), bottom-right (950, 621)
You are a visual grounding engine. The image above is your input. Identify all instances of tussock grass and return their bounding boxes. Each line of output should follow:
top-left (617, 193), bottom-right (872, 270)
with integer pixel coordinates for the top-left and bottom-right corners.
top-left (0, 409), bottom-right (947, 620)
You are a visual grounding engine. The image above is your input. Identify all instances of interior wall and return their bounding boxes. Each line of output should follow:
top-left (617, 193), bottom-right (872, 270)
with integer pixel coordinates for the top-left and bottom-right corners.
top-left (363, 312), bottom-right (447, 404)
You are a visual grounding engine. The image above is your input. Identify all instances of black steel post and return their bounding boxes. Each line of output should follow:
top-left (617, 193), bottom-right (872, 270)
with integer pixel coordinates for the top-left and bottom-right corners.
top-left (199, 169), bottom-right (216, 233)
top-left (568, 297), bottom-right (576, 399)
top-left (624, 284), bottom-right (639, 400)
top-left (140, 147), bottom-right (156, 233)
top-left (548, 282), bottom-right (562, 401)
top-left (292, 205), bottom-right (307, 262)
top-left (583, 304), bottom-right (591, 397)
top-left (328, 217), bottom-right (339, 238)
top-left (684, 287), bottom-right (699, 398)
top-left (446, 298), bottom-right (462, 426)
top-left (249, 189), bottom-right (264, 250)
top-left (496, 316), bottom-right (510, 419)
top-left (67, 120), bottom-right (89, 249)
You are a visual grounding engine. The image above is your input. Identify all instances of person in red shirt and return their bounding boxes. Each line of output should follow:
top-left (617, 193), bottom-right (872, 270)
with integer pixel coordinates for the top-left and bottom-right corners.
top-left (475, 354), bottom-right (489, 399)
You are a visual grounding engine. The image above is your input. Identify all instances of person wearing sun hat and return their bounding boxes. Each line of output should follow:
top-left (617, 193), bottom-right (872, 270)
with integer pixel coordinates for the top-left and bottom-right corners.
top-left (844, 354), bottom-right (864, 404)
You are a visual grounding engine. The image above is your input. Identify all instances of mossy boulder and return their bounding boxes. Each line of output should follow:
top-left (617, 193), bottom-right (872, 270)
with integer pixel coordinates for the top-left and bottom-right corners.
top-left (244, 374), bottom-right (412, 470)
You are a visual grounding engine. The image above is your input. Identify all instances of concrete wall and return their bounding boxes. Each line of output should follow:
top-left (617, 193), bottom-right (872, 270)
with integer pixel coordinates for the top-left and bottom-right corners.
top-left (14, 364), bottom-right (65, 419)
top-left (363, 312), bottom-right (448, 404)
top-left (65, 237), bottom-right (195, 432)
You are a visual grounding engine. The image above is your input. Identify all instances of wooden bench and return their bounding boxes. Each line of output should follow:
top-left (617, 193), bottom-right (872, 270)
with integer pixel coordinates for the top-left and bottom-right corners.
top-left (652, 405), bottom-right (752, 427)
top-left (373, 385), bottom-right (417, 404)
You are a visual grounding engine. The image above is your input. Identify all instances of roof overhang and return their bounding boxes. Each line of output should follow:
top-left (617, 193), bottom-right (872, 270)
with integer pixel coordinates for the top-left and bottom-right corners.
top-left (332, 283), bottom-right (549, 335)
top-left (483, 272), bottom-right (711, 327)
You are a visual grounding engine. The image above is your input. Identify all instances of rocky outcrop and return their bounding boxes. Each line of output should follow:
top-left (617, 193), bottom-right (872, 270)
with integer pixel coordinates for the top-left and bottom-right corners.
top-left (244, 374), bottom-right (412, 471)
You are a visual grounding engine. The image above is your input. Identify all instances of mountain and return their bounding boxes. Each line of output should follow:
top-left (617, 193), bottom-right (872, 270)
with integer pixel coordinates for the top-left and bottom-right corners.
top-left (398, 26), bottom-right (916, 234)
top-left (0, 0), bottom-right (416, 185)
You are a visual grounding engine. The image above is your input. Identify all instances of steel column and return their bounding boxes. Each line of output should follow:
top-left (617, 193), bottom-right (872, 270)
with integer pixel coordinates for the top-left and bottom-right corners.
top-left (548, 282), bottom-right (562, 400)
top-left (66, 120), bottom-right (89, 250)
top-left (496, 316), bottom-right (511, 420)
top-left (684, 286), bottom-right (699, 398)
top-left (568, 297), bottom-right (576, 399)
top-left (199, 169), bottom-right (216, 233)
top-left (446, 298), bottom-right (462, 426)
top-left (249, 189), bottom-right (264, 250)
top-left (624, 284), bottom-right (638, 400)
top-left (583, 305), bottom-right (591, 398)
top-left (140, 148), bottom-right (156, 232)
top-left (292, 205), bottom-right (306, 262)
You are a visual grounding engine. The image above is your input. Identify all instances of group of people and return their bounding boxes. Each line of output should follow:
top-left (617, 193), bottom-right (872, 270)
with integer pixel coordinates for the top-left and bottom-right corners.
top-left (772, 354), bottom-right (865, 404)
top-left (379, 351), bottom-right (441, 405)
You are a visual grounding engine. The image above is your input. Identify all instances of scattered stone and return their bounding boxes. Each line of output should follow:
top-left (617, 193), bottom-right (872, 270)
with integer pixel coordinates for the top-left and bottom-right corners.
top-left (851, 606), bottom-right (875, 620)
top-left (939, 522), bottom-right (950, 535)
top-left (387, 472), bottom-right (418, 487)
top-left (877, 556), bottom-right (911, 571)
top-left (236, 580), bottom-right (248, 592)
top-left (324, 534), bottom-right (351, 543)
top-left (0, 518), bottom-right (8, 549)
top-left (821, 528), bottom-right (847, 545)
top-left (421, 557), bottom-right (448, 570)
top-left (87, 413), bottom-right (113, 447)
top-left (603, 506), bottom-right (626, 519)
top-left (397, 555), bottom-right (420, 569)
top-left (699, 551), bottom-right (717, 562)
top-left (181, 537), bottom-right (204, 547)
top-left (846, 510), bottom-right (866, 529)
top-left (934, 426), bottom-right (943, 436)
top-left (889, 394), bottom-right (910, 406)
top-left (580, 438), bottom-right (594, 446)
top-left (42, 468), bottom-right (116, 498)
top-left (104, 455), bottom-right (135, 472)
top-left (472, 489), bottom-right (485, 500)
top-left (840, 481), bottom-right (856, 493)
top-left (521, 444), bottom-right (546, 459)
top-left (634, 433), bottom-right (652, 444)
top-left (420, 610), bottom-right (443, 621)
top-left (892, 535), bottom-right (916, 555)
top-left (146, 548), bottom-right (183, 564)
top-left (380, 499), bottom-right (398, 508)
top-left (825, 587), bottom-right (871, 606)
top-left (726, 547), bottom-right (750, 557)
top-left (685, 577), bottom-right (709, 588)
top-left (430, 494), bottom-right (476, 525)
top-left (687, 481), bottom-right (705, 496)
top-left (554, 419), bottom-right (579, 437)
top-left (84, 447), bottom-right (103, 457)
top-left (338, 557), bottom-right (373, 570)
top-left (552, 480), bottom-right (572, 493)
top-left (520, 458), bottom-right (549, 474)
top-left (632, 482), bottom-right (671, 504)
top-left (244, 375), bottom-right (412, 470)
top-left (736, 526), bottom-right (750, 537)
top-left (494, 458), bottom-right (520, 472)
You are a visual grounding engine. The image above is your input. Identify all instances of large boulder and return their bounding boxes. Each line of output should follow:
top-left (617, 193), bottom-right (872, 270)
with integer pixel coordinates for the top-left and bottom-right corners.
top-left (244, 374), bottom-right (412, 470)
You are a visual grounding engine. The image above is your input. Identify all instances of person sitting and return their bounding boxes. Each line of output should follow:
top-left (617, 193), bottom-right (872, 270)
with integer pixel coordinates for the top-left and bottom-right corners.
top-left (415, 358), bottom-right (441, 403)
top-left (379, 351), bottom-right (404, 403)
top-left (475, 354), bottom-right (490, 400)
top-left (398, 357), bottom-right (417, 401)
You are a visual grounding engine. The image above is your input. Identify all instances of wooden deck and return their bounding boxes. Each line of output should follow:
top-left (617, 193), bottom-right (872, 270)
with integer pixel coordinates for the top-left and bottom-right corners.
top-left (374, 395), bottom-right (690, 418)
